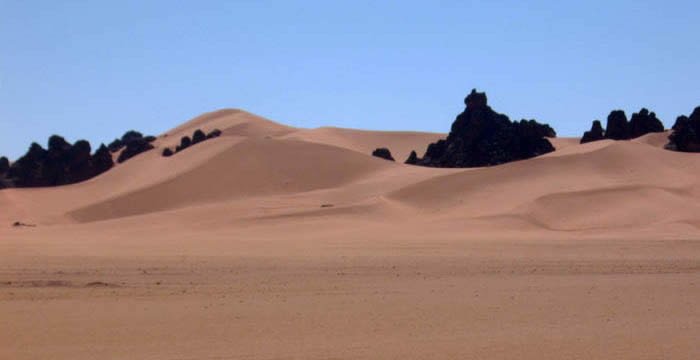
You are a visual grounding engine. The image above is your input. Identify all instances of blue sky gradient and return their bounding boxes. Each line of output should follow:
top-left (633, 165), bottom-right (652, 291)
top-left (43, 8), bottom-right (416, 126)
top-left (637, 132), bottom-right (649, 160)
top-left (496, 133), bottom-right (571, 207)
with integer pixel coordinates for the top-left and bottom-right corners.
top-left (2, 1), bottom-right (699, 160)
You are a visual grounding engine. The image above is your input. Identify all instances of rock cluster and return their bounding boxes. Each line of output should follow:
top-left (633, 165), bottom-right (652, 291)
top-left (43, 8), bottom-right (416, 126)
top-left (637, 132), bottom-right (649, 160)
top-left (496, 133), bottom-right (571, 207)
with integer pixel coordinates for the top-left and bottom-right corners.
top-left (163, 128), bottom-right (222, 157)
top-left (108, 130), bottom-right (157, 163)
top-left (371, 148), bottom-right (395, 161)
top-left (580, 109), bottom-right (664, 144)
top-left (406, 89), bottom-right (555, 167)
top-left (1, 135), bottom-right (114, 187)
top-left (666, 106), bottom-right (700, 152)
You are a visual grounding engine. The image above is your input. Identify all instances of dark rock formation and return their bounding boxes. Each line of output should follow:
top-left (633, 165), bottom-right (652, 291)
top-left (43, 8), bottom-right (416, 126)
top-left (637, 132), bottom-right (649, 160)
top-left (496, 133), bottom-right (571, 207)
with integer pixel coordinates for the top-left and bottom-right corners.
top-left (604, 110), bottom-right (629, 140)
top-left (371, 148), bottom-right (395, 161)
top-left (582, 108), bottom-right (665, 143)
top-left (7, 142), bottom-right (49, 187)
top-left (162, 148), bottom-right (174, 157)
top-left (107, 138), bottom-right (123, 152)
top-left (192, 129), bottom-right (206, 144)
top-left (176, 136), bottom-right (192, 152)
top-left (91, 144), bottom-right (114, 175)
top-left (2, 135), bottom-right (115, 187)
top-left (66, 140), bottom-right (94, 183)
top-left (580, 120), bottom-right (605, 144)
top-left (108, 131), bottom-right (155, 153)
top-left (117, 138), bottom-right (154, 163)
top-left (167, 129), bottom-right (222, 156)
top-left (411, 89), bottom-right (555, 168)
top-left (629, 108), bottom-right (664, 139)
top-left (405, 150), bottom-right (418, 165)
top-left (0, 156), bottom-right (9, 174)
top-left (667, 107), bottom-right (700, 152)
top-left (207, 129), bottom-right (222, 139)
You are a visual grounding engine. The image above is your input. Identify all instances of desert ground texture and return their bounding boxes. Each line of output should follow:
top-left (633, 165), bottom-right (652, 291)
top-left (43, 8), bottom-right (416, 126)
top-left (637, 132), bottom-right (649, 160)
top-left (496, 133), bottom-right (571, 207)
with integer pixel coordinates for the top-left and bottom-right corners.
top-left (2, 109), bottom-right (699, 359)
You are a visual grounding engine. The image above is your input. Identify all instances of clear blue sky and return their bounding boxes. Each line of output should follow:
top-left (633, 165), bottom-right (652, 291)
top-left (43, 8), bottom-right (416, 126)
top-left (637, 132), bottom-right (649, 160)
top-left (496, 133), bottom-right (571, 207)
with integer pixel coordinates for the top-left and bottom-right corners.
top-left (2, 1), bottom-right (699, 160)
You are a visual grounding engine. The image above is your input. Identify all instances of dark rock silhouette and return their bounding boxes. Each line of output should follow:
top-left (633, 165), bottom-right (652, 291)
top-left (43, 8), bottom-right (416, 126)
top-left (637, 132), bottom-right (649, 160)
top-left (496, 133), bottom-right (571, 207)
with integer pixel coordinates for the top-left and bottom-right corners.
top-left (168, 129), bottom-right (223, 156)
top-left (2, 135), bottom-right (115, 188)
top-left (405, 150), bottom-right (419, 165)
top-left (7, 142), bottom-right (49, 187)
top-left (411, 89), bottom-right (555, 168)
top-left (580, 120), bottom-right (605, 144)
top-left (207, 129), bottom-right (222, 139)
top-left (67, 140), bottom-right (93, 183)
top-left (582, 108), bottom-right (665, 143)
top-left (91, 144), bottom-right (114, 175)
top-left (0, 157), bottom-right (9, 189)
top-left (192, 129), bottom-right (206, 144)
top-left (176, 136), bottom-right (192, 152)
top-left (107, 138), bottom-right (123, 152)
top-left (117, 138), bottom-right (155, 163)
top-left (371, 148), bottom-right (395, 161)
top-left (162, 148), bottom-right (174, 157)
top-left (604, 110), bottom-right (629, 140)
top-left (667, 107), bottom-right (700, 152)
top-left (629, 108), bottom-right (664, 139)
top-left (0, 156), bottom-right (9, 174)
top-left (108, 131), bottom-right (154, 153)
top-left (117, 143), bottom-right (153, 164)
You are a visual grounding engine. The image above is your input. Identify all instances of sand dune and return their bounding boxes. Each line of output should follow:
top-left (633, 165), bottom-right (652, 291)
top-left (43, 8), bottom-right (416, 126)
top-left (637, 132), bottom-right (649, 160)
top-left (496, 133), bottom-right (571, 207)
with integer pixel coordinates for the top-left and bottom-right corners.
top-left (2, 110), bottom-right (699, 360)
top-left (70, 138), bottom-right (397, 222)
top-left (282, 126), bottom-right (445, 162)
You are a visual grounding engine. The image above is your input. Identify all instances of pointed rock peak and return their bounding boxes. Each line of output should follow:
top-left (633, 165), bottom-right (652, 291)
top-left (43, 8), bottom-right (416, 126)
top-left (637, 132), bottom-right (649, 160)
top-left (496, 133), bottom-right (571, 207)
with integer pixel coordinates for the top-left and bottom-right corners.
top-left (465, 88), bottom-right (488, 109)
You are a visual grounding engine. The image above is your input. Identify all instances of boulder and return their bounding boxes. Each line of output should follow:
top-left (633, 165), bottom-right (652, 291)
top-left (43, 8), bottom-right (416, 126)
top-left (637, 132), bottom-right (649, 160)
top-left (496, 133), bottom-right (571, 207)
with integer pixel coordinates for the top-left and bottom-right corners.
top-left (667, 107), bottom-right (700, 152)
top-left (192, 129), bottom-right (206, 144)
top-left (580, 120), bottom-right (605, 144)
top-left (604, 110), bottom-right (629, 140)
top-left (405, 150), bottom-right (419, 165)
top-left (206, 129), bottom-right (222, 139)
top-left (176, 136), bottom-right (192, 152)
top-left (371, 148), bottom-right (395, 161)
top-left (162, 148), bottom-right (174, 157)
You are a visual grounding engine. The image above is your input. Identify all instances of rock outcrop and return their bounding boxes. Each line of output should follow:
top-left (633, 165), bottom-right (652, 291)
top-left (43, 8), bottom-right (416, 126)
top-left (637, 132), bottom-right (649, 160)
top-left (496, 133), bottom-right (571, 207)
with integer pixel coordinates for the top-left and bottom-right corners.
top-left (0, 156), bottom-right (9, 174)
top-left (629, 108), bottom-right (664, 139)
top-left (164, 128), bottom-right (222, 157)
top-left (116, 137), bottom-right (155, 163)
top-left (371, 148), bottom-right (395, 161)
top-left (407, 89), bottom-right (555, 167)
top-left (666, 106), bottom-right (700, 152)
top-left (405, 151), bottom-right (419, 165)
top-left (580, 120), bottom-right (605, 144)
top-left (2, 136), bottom-right (114, 188)
top-left (192, 129), bottom-right (206, 144)
top-left (206, 129), bottom-right (222, 139)
top-left (580, 108), bottom-right (665, 144)
top-left (176, 136), bottom-right (192, 152)
top-left (162, 148), bottom-right (174, 157)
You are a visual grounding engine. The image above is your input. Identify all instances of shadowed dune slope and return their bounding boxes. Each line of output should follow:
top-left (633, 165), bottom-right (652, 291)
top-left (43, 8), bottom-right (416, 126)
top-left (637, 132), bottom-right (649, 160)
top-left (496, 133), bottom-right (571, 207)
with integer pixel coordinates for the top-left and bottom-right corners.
top-left (389, 141), bottom-right (700, 230)
top-left (69, 138), bottom-right (394, 222)
top-left (281, 127), bottom-right (445, 162)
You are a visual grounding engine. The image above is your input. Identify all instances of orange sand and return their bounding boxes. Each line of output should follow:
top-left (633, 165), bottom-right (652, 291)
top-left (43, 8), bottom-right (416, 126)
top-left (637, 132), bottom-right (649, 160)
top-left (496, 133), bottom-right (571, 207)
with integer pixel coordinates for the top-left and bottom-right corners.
top-left (1, 110), bottom-right (699, 359)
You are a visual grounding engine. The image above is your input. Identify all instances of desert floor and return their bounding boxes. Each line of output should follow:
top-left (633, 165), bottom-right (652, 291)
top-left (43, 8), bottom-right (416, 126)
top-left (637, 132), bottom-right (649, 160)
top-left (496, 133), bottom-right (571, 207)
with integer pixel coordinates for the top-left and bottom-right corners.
top-left (2, 110), bottom-right (699, 359)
